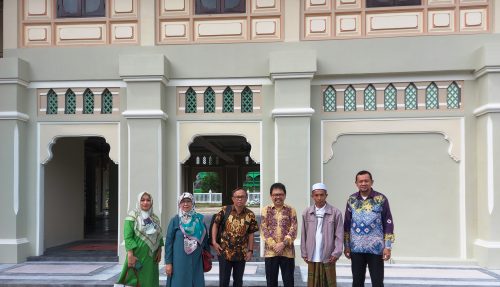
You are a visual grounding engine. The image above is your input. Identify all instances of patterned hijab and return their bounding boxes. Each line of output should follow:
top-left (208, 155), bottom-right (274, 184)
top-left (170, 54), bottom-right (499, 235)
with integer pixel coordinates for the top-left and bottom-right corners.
top-left (126, 191), bottom-right (163, 257)
top-left (177, 192), bottom-right (206, 254)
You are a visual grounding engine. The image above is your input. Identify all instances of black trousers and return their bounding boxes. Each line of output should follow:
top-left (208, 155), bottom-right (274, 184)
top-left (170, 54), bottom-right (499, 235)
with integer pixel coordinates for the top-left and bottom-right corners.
top-left (351, 253), bottom-right (384, 287)
top-left (219, 256), bottom-right (246, 287)
top-left (264, 256), bottom-right (295, 287)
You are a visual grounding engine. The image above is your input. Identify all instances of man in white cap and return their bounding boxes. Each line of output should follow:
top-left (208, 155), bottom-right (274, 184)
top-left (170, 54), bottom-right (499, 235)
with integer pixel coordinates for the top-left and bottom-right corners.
top-left (300, 183), bottom-right (344, 287)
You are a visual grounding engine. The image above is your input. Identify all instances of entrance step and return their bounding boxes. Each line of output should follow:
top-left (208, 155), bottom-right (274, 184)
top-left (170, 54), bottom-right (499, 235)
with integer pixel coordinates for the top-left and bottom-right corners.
top-left (28, 240), bottom-right (118, 262)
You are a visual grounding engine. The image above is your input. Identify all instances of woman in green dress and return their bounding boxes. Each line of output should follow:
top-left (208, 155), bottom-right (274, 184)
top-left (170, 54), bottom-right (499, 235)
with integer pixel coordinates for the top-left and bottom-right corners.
top-left (117, 191), bottom-right (163, 287)
top-left (165, 192), bottom-right (208, 287)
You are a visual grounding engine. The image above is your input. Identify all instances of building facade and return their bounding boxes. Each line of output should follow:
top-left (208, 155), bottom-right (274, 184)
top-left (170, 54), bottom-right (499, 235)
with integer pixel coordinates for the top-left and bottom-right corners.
top-left (1, 0), bottom-right (500, 268)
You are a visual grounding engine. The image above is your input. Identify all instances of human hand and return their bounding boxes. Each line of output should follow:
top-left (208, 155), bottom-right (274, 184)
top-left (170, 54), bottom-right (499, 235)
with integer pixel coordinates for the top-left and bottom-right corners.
top-left (327, 255), bottom-right (338, 263)
top-left (383, 248), bottom-right (391, 261)
top-left (273, 242), bottom-right (285, 255)
top-left (165, 264), bottom-right (172, 276)
top-left (127, 252), bottom-right (137, 267)
top-left (155, 249), bottom-right (162, 263)
top-left (302, 256), bottom-right (309, 263)
top-left (212, 242), bottom-right (222, 256)
top-left (244, 251), bottom-right (252, 261)
top-left (344, 248), bottom-right (351, 259)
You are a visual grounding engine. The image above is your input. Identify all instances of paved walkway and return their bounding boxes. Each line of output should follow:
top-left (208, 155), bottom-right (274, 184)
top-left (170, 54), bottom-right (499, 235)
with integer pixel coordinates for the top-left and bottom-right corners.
top-left (0, 261), bottom-right (499, 286)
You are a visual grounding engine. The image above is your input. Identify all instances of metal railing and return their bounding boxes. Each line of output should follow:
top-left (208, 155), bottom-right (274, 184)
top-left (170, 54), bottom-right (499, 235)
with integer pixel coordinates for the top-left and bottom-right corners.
top-left (194, 192), bottom-right (260, 204)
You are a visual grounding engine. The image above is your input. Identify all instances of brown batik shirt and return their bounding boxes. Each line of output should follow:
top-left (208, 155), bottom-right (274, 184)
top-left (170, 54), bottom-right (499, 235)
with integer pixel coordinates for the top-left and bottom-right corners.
top-left (214, 205), bottom-right (259, 261)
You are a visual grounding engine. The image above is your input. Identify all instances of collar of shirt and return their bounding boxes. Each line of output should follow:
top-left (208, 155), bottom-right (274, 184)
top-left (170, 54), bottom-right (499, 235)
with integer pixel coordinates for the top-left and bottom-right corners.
top-left (356, 189), bottom-right (376, 200)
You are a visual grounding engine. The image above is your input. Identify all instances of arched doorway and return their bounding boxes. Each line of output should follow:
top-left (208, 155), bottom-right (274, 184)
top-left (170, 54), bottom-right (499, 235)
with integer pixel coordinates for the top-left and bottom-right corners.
top-left (37, 136), bottom-right (118, 261)
top-left (182, 135), bottom-right (260, 208)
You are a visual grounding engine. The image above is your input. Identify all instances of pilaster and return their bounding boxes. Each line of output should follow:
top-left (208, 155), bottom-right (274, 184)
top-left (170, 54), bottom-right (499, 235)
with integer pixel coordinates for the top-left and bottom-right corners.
top-left (119, 54), bottom-right (169, 261)
top-left (473, 44), bottom-right (500, 268)
top-left (0, 57), bottom-right (31, 263)
top-left (269, 50), bottom-right (316, 250)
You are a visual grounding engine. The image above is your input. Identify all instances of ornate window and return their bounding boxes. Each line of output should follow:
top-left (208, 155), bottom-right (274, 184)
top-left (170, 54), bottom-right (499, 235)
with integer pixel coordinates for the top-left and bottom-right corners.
top-left (64, 89), bottom-right (76, 114)
top-left (101, 88), bottom-right (113, 114)
top-left (185, 87), bottom-right (197, 113)
top-left (204, 87), bottom-right (216, 113)
top-left (364, 84), bottom-right (377, 111)
top-left (195, 0), bottom-right (245, 14)
top-left (447, 82), bottom-right (461, 109)
top-left (323, 85), bottom-right (336, 112)
top-left (241, 86), bottom-right (253, 113)
top-left (223, 87), bottom-right (234, 113)
top-left (83, 88), bottom-right (94, 114)
top-left (46, 89), bottom-right (58, 114)
top-left (57, 0), bottom-right (105, 18)
top-left (384, 84), bottom-right (397, 111)
top-left (366, 0), bottom-right (421, 8)
top-left (344, 85), bottom-right (356, 112)
top-left (426, 82), bottom-right (439, 109)
top-left (405, 83), bottom-right (418, 110)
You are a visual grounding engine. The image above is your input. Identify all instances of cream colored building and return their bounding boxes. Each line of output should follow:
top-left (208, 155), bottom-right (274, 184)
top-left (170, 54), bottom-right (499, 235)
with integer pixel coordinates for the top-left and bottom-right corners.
top-left (1, 0), bottom-right (500, 268)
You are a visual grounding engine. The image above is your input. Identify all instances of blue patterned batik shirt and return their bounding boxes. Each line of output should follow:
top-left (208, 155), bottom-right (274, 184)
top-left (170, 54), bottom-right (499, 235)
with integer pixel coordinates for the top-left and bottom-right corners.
top-left (344, 189), bottom-right (395, 255)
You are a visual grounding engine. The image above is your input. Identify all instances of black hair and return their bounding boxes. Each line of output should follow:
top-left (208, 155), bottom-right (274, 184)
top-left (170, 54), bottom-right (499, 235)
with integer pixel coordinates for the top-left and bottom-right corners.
top-left (231, 187), bottom-right (248, 197)
top-left (355, 170), bottom-right (373, 182)
top-left (269, 182), bottom-right (287, 195)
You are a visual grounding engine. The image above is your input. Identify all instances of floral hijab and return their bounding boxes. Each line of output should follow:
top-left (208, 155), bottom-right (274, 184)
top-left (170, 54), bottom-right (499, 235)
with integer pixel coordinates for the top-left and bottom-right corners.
top-left (126, 191), bottom-right (163, 257)
top-left (178, 192), bottom-right (206, 254)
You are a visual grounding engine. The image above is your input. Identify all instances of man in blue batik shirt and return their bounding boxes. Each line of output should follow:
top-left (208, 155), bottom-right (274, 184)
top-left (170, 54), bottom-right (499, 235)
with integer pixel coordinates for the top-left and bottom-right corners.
top-left (344, 170), bottom-right (395, 287)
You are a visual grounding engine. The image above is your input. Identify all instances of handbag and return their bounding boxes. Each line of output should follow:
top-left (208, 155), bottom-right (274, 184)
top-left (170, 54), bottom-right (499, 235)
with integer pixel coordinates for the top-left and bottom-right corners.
top-left (202, 249), bottom-right (213, 272)
top-left (114, 267), bottom-right (141, 287)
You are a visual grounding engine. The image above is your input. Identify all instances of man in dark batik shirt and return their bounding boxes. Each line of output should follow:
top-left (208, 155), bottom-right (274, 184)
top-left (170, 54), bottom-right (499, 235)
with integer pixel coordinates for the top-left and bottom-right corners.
top-left (344, 170), bottom-right (395, 287)
top-left (212, 188), bottom-right (259, 287)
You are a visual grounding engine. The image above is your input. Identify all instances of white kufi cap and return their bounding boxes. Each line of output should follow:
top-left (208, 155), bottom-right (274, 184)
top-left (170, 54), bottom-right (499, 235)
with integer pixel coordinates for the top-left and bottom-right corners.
top-left (311, 182), bottom-right (327, 191)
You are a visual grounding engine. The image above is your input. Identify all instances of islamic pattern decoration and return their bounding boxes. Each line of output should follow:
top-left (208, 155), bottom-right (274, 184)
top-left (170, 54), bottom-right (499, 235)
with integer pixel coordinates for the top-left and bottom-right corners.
top-left (426, 82), bottom-right (439, 109)
top-left (405, 83), bottom-right (418, 110)
top-left (223, 87), bottom-right (234, 113)
top-left (447, 82), bottom-right (460, 109)
top-left (344, 85), bottom-right (356, 111)
top-left (324, 85), bottom-right (336, 112)
top-left (186, 87), bottom-right (197, 113)
top-left (384, 84), bottom-right (397, 110)
top-left (204, 87), bottom-right (215, 113)
top-left (47, 89), bottom-right (58, 114)
top-left (364, 85), bottom-right (377, 111)
top-left (101, 89), bottom-right (113, 114)
top-left (241, 86), bottom-right (253, 113)
top-left (83, 89), bottom-right (94, 114)
top-left (65, 89), bottom-right (76, 114)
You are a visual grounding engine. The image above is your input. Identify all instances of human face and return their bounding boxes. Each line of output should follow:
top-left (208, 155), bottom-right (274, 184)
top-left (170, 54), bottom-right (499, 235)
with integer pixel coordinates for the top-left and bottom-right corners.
top-left (180, 198), bottom-right (193, 212)
top-left (270, 188), bottom-right (286, 207)
top-left (356, 173), bottom-right (373, 193)
top-left (311, 189), bottom-right (327, 208)
top-left (140, 194), bottom-right (152, 211)
top-left (232, 189), bottom-right (248, 208)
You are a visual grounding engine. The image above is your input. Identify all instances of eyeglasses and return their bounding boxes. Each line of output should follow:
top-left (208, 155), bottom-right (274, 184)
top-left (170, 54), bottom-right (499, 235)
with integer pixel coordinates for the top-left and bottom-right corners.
top-left (271, 193), bottom-right (285, 197)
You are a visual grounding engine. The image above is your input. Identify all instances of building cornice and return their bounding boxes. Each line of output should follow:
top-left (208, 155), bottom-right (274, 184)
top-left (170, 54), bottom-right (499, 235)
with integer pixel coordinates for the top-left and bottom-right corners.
top-left (122, 110), bottom-right (168, 120)
top-left (473, 103), bottom-right (500, 117)
top-left (0, 78), bottom-right (30, 87)
top-left (271, 108), bottom-right (315, 118)
top-left (0, 111), bottom-right (30, 121)
top-left (474, 65), bottom-right (500, 79)
top-left (270, 72), bottom-right (315, 82)
top-left (121, 76), bottom-right (169, 86)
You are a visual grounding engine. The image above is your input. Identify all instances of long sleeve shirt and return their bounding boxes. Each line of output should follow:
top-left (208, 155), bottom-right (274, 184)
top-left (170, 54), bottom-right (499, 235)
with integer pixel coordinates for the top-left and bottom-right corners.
top-left (344, 189), bottom-right (395, 255)
top-left (260, 204), bottom-right (298, 258)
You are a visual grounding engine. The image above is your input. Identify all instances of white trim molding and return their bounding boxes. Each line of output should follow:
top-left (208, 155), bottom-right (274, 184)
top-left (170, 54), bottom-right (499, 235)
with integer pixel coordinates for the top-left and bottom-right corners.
top-left (473, 103), bottom-right (500, 117)
top-left (28, 80), bottom-right (126, 89)
top-left (270, 72), bottom-right (315, 81)
top-left (121, 76), bottom-right (168, 87)
top-left (474, 65), bottom-right (500, 79)
top-left (0, 111), bottom-right (30, 122)
top-left (0, 238), bottom-right (29, 245)
top-left (122, 110), bottom-right (168, 120)
top-left (474, 239), bottom-right (500, 249)
top-left (168, 77), bottom-right (272, 87)
top-left (0, 78), bottom-right (30, 87)
top-left (272, 108), bottom-right (315, 118)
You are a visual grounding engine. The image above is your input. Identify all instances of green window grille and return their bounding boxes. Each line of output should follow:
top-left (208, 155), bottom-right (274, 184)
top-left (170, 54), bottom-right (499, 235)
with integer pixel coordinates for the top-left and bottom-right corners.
top-left (344, 85), bottom-right (356, 111)
top-left (185, 87), bottom-right (197, 113)
top-left (223, 87), bottom-right (234, 113)
top-left (384, 84), bottom-right (397, 110)
top-left (323, 85), bottom-right (336, 112)
top-left (101, 89), bottom-right (113, 114)
top-left (405, 83), bottom-right (418, 110)
top-left (64, 89), bottom-right (76, 114)
top-left (426, 82), bottom-right (439, 109)
top-left (241, 86), bottom-right (253, 113)
top-left (46, 89), bottom-right (58, 114)
top-left (364, 84), bottom-right (377, 111)
top-left (447, 81), bottom-right (460, 109)
top-left (204, 87), bottom-right (216, 113)
top-left (83, 88), bottom-right (94, 114)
